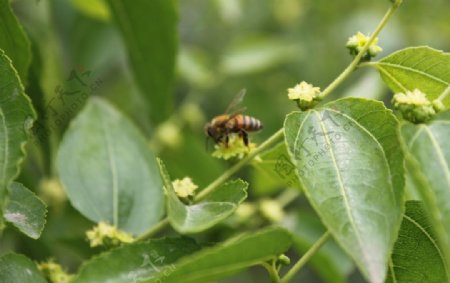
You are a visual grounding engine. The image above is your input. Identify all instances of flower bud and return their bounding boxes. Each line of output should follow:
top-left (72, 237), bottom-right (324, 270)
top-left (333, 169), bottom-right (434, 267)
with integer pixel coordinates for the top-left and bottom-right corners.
top-left (38, 178), bottom-right (67, 208)
top-left (180, 103), bottom-right (205, 128)
top-left (235, 202), bottom-right (257, 220)
top-left (155, 121), bottom-right (182, 149)
top-left (259, 199), bottom-right (285, 223)
top-left (277, 254), bottom-right (291, 265)
top-left (346, 32), bottom-right (383, 60)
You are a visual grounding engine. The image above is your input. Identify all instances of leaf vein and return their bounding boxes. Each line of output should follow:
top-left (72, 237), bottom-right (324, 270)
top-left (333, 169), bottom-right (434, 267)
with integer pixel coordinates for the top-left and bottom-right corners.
top-left (424, 127), bottom-right (450, 189)
top-left (376, 65), bottom-right (409, 92)
top-left (376, 62), bottom-right (449, 87)
top-left (101, 115), bottom-right (120, 227)
top-left (404, 214), bottom-right (449, 276)
top-left (313, 110), bottom-right (369, 269)
top-left (0, 108), bottom-right (8, 187)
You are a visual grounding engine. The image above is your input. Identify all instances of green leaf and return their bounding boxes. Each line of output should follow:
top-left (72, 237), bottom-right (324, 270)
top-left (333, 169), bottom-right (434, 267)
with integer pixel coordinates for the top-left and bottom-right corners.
top-left (74, 237), bottom-right (200, 283)
top-left (0, 253), bottom-right (47, 283)
top-left (400, 110), bottom-right (450, 268)
top-left (178, 47), bottom-right (215, 89)
top-left (374, 47), bottom-right (450, 107)
top-left (0, 50), bottom-right (36, 225)
top-left (251, 142), bottom-right (302, 195)
top-left (145, 227), bottom-right (292, 283)
top-left (69, 0), bottom-right (111, 21)
top-left (57, 97), bottom-right (163, 235)
top-left (0, 0), bottom-right (31, 83)
top-left (157, 159), bottom-right (247, 234)
top-left (286, 211), bottom-right (353, 283)
top-left (106, 0), bottom-right (177, 124)
top-left (219, 37), bottom-right (301, 76)
top-left (4, 182), bottom-right (47, 239)
top-left (386, 201), bottom-right (449, 283)
top-left (284, 98), bottom-right (404, 283)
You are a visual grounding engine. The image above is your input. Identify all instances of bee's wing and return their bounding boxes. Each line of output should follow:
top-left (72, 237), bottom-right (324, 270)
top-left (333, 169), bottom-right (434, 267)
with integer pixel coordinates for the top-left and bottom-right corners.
top-left (225, 88), bottom-right (246, 115)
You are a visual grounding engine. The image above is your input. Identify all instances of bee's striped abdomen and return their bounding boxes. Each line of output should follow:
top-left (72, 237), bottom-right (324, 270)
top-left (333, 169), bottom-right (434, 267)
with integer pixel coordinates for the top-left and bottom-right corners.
top-left (241, 115), bottom-right (263, 132)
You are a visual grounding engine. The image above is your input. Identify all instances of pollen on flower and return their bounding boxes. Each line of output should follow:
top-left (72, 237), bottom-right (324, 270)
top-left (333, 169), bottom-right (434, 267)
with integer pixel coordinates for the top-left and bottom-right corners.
top-left (172, 177), bottom-right (198, 198)
top-left (346, 32), bottom-right (383, 59)
top-left (86, 222), bottom-right (134, 247)
top-left (393, 89), bottom-right (430, 106)
top-left (211, 133), bottom-right (257, 160)
top-left (392, 89), bottom-right (441, 123)
top-left (287, 81), bottom-right (320, 101)
top-left (287, 81), bottom-right (322, 110)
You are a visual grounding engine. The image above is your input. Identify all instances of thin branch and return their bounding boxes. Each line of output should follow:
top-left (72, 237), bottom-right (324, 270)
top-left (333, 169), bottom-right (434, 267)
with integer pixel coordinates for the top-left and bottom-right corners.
top-left (137, 129), bottom-right (284, 240)
top-left (195, 128), bottom-right (284, 201)
top-left (320, 0), bottom-right (402, 99)
top-left (280, 231), bottom-right (331, 283)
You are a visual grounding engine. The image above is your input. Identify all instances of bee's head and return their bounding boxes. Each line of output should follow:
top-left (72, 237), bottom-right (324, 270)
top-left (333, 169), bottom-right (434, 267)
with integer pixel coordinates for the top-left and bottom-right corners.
top-left (204, 123), bottom-right (218, 150)
top-left (204, 123), bottom-right (216, 139)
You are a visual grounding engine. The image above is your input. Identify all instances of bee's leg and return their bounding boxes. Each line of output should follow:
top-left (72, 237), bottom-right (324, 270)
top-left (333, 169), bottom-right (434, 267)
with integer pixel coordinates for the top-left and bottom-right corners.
top-left (223, 128), bottom-right (231, 148)
top-left (225, 135), bottom-right (230, 147)
top-left (240, 130), bottom-right (249, 146)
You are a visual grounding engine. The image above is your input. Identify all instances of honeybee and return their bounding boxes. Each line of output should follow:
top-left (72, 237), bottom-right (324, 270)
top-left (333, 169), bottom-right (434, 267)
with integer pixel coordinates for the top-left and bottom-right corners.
top-left (205, 89), bottom-right (263, 147)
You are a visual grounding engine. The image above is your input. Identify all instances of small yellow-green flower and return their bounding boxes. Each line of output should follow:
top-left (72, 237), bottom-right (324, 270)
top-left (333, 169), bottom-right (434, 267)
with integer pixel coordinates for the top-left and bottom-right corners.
top-left (212, 133), bottom-right (257, 160)
top-left (172, 177), bottom-right (198, 198)
top-left (392, 89), bottom-right (442, 123)
top-left (86, 222), bottom-right (134, 247)
top-left (259, 199), bottom-right (285, 223)
top-left (38, 178), bottom-right (67, 209)
top-left (235, 202), bottom-right (257, 220)
top-left (154, 121), bottom-right (182, 149)
top-left (38, 260), bottom-right (74, 283)
top-left (346, 32), bottom-right (383, 59)
top-left (180, 103), bottom-right (205, 128)
top-left (287, 81), bottom-right (322, 110)
top-left (393, 89), bottom-right (430, 106)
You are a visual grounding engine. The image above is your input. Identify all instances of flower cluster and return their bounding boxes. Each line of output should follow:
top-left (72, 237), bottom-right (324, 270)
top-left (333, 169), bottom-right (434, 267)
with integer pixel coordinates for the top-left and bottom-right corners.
top-left (38, 260), bottom-right (74, 283)
top-left (392, 89), bottom-right (444, 123)
top-left (287, 81), bottom-right (323, 110)
top-left (86, 222), bottom-right (134, 247)
top-left (346, 32), bottom-right (383, 60)
top-left (172, 177), bottom-right (198, 198)
top-left (212, 133), bottom-right (256, 160)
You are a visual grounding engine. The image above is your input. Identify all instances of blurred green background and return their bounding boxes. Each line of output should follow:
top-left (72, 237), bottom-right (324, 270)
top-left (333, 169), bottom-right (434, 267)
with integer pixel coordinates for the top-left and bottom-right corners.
top-left (2, 0), bottom-right (449, 282)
